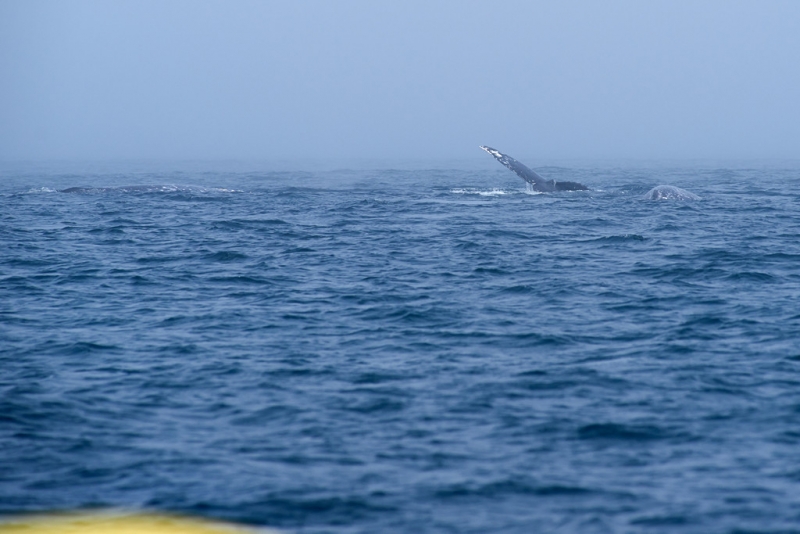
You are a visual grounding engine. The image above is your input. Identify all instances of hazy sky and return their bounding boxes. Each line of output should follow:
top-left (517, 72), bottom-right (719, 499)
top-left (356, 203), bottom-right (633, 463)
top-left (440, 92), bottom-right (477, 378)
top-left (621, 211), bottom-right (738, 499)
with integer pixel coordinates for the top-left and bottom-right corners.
top-left (1, 0), bottom-right (799, 161)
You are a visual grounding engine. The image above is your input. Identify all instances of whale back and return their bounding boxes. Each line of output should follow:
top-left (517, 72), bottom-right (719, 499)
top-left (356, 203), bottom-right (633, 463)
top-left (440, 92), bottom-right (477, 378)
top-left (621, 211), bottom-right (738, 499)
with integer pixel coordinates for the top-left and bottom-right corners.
top-left (642, 185), bottom-right (700, 200)
top-left (554, 180), bottom-right (589, 192)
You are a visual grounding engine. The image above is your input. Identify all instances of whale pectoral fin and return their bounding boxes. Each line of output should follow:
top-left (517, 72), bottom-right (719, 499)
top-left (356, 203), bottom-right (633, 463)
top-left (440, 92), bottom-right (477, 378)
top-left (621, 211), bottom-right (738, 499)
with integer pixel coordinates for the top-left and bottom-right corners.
top-left (480, 146), bottom-right (589, 193)
top-left (480, 145), bottom-right (549, 190)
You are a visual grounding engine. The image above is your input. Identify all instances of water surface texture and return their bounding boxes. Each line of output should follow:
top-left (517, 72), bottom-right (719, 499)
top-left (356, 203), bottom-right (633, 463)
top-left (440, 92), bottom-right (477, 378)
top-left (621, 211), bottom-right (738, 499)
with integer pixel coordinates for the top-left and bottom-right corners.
top-left (2, 163), bottom-right (800, 533)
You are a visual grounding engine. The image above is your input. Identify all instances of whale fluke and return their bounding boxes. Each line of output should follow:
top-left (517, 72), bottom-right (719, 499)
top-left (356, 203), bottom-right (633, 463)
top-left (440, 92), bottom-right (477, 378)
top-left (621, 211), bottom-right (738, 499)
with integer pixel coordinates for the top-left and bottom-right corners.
top-left (480, 146), bottom-right (588, 192)
top-left (642, 185), bottom-right (700, 200)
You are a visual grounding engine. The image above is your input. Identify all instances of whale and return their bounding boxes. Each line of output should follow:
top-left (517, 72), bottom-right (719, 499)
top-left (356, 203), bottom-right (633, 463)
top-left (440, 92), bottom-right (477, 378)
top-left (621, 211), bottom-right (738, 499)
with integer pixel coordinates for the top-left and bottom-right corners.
top-left (480, 146), bottom-right (588, 192)
top-left (481, 146), bottom-right (699, 200)
top-left (641, 185), bottom-right (700, 201)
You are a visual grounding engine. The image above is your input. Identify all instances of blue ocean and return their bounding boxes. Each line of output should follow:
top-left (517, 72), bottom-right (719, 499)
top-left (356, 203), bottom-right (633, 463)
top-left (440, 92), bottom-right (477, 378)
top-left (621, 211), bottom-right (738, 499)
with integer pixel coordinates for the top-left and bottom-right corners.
top-left (2, 160), bottom-right (800, 533)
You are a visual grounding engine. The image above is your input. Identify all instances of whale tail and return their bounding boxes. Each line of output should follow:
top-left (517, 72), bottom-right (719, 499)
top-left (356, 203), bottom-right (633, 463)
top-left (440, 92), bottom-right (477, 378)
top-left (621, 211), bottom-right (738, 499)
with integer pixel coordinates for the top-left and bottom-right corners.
top-left (480, 146), bottom-right (588, 192)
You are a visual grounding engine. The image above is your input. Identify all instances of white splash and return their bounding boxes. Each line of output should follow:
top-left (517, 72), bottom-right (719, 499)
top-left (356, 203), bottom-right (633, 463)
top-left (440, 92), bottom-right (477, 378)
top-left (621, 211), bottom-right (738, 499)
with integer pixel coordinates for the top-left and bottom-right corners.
top-left (451, 188), bottom-right (510, 196)
top-left (25, 187), bottom-right (57, 193)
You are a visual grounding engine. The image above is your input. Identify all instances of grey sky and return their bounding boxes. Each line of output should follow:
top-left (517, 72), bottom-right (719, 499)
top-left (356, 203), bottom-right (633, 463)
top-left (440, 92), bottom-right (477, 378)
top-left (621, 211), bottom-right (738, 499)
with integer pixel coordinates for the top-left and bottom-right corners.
top-left (1, 0), bottom-right (799, 161)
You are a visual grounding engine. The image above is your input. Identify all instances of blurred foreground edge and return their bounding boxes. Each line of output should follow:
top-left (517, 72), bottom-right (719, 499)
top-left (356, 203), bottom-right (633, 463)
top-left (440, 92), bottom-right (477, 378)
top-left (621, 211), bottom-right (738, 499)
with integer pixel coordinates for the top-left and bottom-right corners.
top-left (0, 510), bottom-right (283, 534)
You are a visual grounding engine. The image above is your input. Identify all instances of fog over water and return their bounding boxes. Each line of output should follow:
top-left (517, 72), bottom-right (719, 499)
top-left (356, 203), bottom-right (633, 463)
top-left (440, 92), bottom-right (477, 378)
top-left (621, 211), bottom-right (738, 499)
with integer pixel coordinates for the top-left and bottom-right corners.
top-left (1, 0), bottom-right (799, 162)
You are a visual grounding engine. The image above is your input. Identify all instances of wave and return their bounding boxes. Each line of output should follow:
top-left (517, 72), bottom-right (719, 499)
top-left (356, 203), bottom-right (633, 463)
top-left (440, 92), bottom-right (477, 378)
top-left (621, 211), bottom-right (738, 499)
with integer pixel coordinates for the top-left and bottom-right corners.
top-left (56, 184), bottom-right (242, 194)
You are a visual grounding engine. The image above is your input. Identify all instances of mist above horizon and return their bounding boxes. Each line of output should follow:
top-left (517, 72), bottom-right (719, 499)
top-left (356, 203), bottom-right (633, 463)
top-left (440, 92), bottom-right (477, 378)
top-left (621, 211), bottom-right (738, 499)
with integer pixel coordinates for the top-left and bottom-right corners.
top-left (2, 0), bottom-right (799, 162)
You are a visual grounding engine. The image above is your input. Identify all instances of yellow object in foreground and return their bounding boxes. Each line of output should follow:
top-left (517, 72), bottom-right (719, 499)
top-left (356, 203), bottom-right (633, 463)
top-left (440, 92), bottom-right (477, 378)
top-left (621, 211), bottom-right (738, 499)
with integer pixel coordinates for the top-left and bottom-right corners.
top-left (0, 512), bottom-right (279, 534)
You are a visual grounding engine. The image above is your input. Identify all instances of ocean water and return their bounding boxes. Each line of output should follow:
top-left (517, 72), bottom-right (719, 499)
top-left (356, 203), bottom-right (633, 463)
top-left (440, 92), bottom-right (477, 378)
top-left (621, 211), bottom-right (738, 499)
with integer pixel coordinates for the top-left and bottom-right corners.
top-left (2, 161), bottom-right (800, 533)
